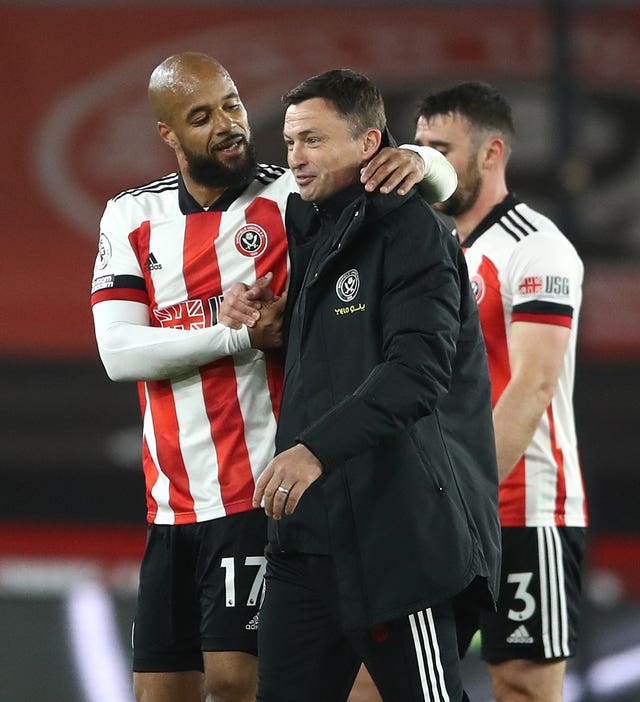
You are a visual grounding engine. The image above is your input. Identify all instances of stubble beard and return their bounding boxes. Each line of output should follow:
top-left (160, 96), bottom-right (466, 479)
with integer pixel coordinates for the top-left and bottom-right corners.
top-left (437, 159), bottom-right (482, 218)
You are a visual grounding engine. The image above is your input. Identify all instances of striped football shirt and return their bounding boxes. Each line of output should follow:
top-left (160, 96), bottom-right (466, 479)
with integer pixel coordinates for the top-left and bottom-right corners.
top-left (462, 193), bottom-right (587, 527)
top-left (91, 166), bottom-right (292, 524)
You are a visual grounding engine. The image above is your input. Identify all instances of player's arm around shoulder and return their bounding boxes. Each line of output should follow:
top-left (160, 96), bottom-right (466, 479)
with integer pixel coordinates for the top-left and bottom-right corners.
top-left (361, 144), bottom-right (457, 201)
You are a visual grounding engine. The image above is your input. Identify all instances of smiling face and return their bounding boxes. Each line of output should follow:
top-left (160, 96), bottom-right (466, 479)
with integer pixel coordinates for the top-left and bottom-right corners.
top-left (283, 97), bottom-right (380, 202)
top-left (151, 56), bottom-right (256, 190)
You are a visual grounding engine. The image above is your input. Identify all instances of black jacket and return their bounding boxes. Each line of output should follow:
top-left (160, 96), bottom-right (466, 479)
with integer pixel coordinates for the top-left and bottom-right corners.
top-left (270, 182), bottom-right (501, 630)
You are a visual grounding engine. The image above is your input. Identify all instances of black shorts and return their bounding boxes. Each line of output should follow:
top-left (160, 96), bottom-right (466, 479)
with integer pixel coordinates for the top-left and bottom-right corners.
top-left (257, 553), bottom-right (469, 702)
top-left (458, 526), bottom-right (586, 663)
top-left (133, 509), bottom-right (267, 672)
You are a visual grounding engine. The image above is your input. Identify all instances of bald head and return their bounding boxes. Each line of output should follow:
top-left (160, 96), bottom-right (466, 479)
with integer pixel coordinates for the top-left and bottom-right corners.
top-left (146, 52), bottom-right (255, 202)
top-left (148, 52), bottom-right (231, 125)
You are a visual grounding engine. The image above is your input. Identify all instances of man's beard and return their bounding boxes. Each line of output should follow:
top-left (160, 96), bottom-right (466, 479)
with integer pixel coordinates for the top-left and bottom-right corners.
top-left (437, 159), bottom-right (482, 218)
top-left (184, 140), bottom-right (257, 189)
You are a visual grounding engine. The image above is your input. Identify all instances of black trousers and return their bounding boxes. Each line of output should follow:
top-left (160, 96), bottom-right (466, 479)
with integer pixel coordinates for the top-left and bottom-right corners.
top-left (257, 552), bottom-right (469, 702)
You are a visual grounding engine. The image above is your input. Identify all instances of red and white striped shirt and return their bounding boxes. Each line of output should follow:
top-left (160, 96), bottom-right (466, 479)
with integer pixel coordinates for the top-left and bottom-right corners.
top-left (91, 166), bottom-right (292, 524)
top-left (462, 193), bottom-right (587, 527)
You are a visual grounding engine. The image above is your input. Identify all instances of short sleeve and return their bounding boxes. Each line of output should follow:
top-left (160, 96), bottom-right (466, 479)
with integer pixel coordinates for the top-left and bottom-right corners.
top-left (90, 198), bottom-right (149, 307)
top-left (506, 226), bottom-right (583, 328)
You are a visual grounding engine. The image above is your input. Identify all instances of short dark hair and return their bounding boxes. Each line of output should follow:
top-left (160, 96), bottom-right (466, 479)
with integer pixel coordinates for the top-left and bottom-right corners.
top-left (282, 69), bottom-right (386, 137)
top-left (416, 81), bottom-right (515, 147)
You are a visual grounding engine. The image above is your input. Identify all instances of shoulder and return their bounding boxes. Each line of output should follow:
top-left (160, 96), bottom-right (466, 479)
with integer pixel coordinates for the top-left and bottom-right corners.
top-left (511, 203), bottom-right (582, 268)
top-left (381, 193), bottom-right (453, 248)
top-left (243, 164), bottom-right (296, 205)
top-left (377, 195), bottom-right (459, 274)
top-left (254, 163), bottom-right (288, 185)
top-left (471, 198), bottom-right (582, 274)
top-left (109, 172), bottom-right (179, 205)
top-left (512, 202), bottom-right (563, 241)
top-left (101, 173), bottom-right (180, 234)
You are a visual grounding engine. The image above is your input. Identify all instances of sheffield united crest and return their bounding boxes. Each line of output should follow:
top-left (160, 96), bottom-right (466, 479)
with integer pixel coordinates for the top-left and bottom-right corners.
top-left (234, 224), bottom-right (268, 258)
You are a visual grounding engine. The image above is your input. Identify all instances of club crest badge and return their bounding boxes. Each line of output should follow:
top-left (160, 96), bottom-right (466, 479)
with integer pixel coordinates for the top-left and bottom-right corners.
top-left (336, 269), bottom-right (360, 302)
top-left (470, 274), bottom-right (485, 304)
top-left (96, 233), bottom-right (112, 270)
top-left (234, 224), bottom-right (268, 258)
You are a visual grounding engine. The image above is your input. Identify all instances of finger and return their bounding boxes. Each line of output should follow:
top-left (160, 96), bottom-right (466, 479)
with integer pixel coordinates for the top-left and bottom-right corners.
top-left (360, 148), bottom-right (391, 183)
top-left (283, 484), bottom-right (303, 516)
top-left (219, 312), bottom-right (257, 329)
top-left (252, 483), bottom-right (265, 509)
top-left (246, 286), bottom-right (274, 303)
top-left (254, 272), bottom-right (273, 288)
top-left (245, 286), bottom-right (273, 307)
top-left (229, 281), bottom-right (250, 295)
top-left (263, 488), bottom-right (275, 517)
top-left (253, 464), bottom-right (274, 507)
top-left (221, 283), bottom-right (262, 326)
top-left (246, 273), bottom-right (275, 302)
top-left (360, 162), bottom-right (392, 190)
top-left (377, 169), bottom-right (410, 195)
top-left (395, 175), bottom-right (421, 196)
top-left (365, 159), bottom-right (406, 193)
top-left (232, 297), bottom-right (263, 317)
top-left (221, 302), bottom-right (260, 328)
top-left (259, 476), bottom-right (280, 517)
top-left (363, 149), bottom-right (425, 194)
top-left (271, 484), bottom-right (293, 520)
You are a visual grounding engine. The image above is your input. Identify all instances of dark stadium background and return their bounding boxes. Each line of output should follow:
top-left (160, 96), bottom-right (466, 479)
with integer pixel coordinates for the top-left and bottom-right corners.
top-left (1, 1), bottom-right (638, 700)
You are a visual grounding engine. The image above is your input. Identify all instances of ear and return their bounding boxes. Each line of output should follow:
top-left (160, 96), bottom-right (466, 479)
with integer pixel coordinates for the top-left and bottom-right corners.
top-left (157, 121), bottom-right (178, 150)
top-left (481, 136), bottom-right (506, 170)
top-left (362, 128), bottom-right (383, 157)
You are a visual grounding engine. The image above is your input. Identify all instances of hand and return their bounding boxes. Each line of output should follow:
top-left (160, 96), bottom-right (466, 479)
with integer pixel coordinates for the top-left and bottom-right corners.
top-left (360, 147), bottom-right (425, 196)
top-left (219, 272), bottom-right (277, 329)
top-left (253, 444), bottom-right (323, 520)
top-left (247, 293), bottom-right (287, 351)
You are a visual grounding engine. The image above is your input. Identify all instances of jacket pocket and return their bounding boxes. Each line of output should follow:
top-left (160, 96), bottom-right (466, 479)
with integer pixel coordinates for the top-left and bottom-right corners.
top-left (407, 423), bottom-right (450, 496)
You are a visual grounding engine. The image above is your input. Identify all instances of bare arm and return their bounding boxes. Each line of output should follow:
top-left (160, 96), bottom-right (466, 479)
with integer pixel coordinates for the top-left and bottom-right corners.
top-left (493, 321), bottom-right (571, 482)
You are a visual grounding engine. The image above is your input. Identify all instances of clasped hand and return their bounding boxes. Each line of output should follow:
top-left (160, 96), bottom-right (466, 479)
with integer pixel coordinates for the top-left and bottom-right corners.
top-left (219, 272), bottom-right (286, 350)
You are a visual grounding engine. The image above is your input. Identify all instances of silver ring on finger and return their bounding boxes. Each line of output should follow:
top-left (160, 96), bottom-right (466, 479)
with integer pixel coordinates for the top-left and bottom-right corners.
top-left (277, 486), bottom-right (290, 495)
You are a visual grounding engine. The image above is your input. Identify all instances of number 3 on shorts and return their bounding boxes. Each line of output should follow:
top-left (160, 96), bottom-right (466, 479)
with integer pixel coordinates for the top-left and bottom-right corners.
top-left (506, 571), bottom-right (536, 622)
top-left (220, 556), bottom-right (267, 607)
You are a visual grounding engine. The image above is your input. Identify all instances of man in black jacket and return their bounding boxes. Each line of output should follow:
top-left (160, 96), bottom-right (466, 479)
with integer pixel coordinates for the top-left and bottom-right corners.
top-left (234, 70), bottom-right (500, 702)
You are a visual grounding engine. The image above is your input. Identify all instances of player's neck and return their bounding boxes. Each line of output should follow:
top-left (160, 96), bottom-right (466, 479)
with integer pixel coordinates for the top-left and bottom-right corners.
top-left (183, 173), bottom-right (228, 209)
top-left (456, 177), bottom-right (509, 244)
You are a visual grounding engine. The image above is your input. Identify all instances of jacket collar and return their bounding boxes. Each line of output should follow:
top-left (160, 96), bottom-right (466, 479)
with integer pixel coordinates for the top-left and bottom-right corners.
top-left (315, 182), bottom-right (365, 223)
top-left (361, 127), bottom-right (417, 220)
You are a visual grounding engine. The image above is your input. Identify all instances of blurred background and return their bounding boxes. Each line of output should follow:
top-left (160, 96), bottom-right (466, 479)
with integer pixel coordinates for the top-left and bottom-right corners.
top-left (1, 0), bottom-right (638, 700)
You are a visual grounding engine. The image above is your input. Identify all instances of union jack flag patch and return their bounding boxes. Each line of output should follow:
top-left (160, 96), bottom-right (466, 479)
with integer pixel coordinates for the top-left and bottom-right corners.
top-left (518, 276), bottom-right (543, 295)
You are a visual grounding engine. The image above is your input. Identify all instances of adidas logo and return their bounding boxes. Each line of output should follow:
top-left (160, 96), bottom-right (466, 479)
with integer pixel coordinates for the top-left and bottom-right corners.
top-left (506, 625), bottom-right (534, 645)
top-left (144, 253), bottom-right (162, 271)
top-left (245, 612), bottom-right (260, 631)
